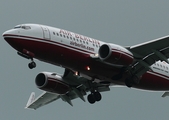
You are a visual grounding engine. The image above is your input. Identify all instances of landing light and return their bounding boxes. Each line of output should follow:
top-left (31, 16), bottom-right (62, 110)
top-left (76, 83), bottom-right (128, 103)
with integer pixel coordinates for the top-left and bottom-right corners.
top-left (95, 54), bottom-right (98, 57)
top-left (86, 66), bottom-right (90, 71)
top-left (75, 71), bottom-right (79, 76)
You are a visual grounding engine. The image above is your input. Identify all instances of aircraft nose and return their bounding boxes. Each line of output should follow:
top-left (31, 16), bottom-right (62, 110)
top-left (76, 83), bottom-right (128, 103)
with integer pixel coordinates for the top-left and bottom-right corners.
top-left (2, 30), bottom-right (11, 37)
top-left (2, 31), bottom-right (7, 37)
top-left (2, 29), bottom-right (17, 38)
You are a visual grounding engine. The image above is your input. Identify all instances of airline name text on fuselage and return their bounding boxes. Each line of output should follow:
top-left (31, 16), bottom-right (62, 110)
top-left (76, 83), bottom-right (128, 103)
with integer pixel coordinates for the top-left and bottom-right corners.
top-left (70, 41), bottom-right (95, 52)
top-left (59, 29), bottom-right (100, 45)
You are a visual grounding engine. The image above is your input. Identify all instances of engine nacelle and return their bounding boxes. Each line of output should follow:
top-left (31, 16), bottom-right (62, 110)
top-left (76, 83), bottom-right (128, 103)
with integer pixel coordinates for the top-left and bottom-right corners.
top-left (98, 44), bottom-right (134, 66)
top-left (35, 72), bottom-right (70, 95)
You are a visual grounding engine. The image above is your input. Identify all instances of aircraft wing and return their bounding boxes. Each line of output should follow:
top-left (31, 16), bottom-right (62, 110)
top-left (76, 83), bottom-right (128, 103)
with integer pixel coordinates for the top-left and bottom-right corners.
top-left (25, 84), bottom-right (110, 110)
top-left (25, 69), bottom-right (110, 110)
top-left (127, 35), bottom-right (169, 79)
top-left (129, 35), bottom-right (169, 59)
top-left (25, 92), bottom-right (60, 110)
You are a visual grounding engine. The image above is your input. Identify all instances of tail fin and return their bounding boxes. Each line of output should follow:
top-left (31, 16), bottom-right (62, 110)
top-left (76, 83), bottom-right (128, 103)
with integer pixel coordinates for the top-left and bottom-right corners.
top-left (26, 92), bottom-right (35, 108)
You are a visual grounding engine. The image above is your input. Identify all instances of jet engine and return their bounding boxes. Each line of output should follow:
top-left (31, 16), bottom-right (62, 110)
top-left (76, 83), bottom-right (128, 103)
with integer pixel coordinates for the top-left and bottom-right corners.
top-left (35, 72), bottom-right (70, 95)
top-left (98, 44), bottom-right (134, 66)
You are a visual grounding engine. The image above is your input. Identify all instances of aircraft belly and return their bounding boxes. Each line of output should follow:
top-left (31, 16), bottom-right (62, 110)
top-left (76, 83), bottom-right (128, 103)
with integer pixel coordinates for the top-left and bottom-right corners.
top-left (134, 71), bottom-right (169, 91)
top-left (5, 36), bottom-right (121, 81)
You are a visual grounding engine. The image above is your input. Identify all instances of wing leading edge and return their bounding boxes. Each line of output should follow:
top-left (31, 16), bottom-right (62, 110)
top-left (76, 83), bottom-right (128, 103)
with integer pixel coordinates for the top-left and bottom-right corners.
top-left (130, 35), bottom-right (169, 60)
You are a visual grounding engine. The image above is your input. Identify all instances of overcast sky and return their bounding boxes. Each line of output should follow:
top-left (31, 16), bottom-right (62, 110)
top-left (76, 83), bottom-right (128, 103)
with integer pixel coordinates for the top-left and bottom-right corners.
top-left (1, 1), bottom-right (169, 120)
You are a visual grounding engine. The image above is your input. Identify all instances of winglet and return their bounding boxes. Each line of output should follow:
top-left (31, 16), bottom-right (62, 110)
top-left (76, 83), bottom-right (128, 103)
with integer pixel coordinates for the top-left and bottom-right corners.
top-left (162, 92), bottom-right (169, 97)
top-left (25, 92), bottom-right (35, 108)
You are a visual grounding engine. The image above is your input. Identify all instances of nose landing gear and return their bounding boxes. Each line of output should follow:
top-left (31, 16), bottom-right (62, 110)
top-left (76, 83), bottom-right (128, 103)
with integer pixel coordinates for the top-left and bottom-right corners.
top-left (28, 60), bottom-right (36, 69)
top-left (17, 51), bottom-right (36, 69)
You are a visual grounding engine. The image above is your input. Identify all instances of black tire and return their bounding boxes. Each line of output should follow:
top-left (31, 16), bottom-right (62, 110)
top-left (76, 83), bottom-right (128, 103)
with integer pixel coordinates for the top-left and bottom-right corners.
top-left (87, 94), bottom-right (95, 104)
top-left (31, 62), bottom-right (36, 68)
top-left (28, 62), bottom-right (36, 69)
top-left (94, 91), bottom-right (102, 102)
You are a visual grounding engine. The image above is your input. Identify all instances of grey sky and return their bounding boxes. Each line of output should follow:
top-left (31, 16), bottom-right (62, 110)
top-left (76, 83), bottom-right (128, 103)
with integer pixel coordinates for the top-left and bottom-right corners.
top-left (1, 1), bottom-right (169, 120)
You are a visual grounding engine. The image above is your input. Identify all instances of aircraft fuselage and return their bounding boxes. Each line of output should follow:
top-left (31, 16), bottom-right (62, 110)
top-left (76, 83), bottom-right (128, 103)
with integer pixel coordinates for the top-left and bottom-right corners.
top-left (3, 24), bottom-right (169, 91)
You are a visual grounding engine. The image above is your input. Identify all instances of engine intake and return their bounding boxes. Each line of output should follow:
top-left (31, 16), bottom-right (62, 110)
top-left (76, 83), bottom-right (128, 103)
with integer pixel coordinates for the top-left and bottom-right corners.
top-left (99, 44), bottom-right (134, 66)
top-left (35, 72), bottom-right (70, 95)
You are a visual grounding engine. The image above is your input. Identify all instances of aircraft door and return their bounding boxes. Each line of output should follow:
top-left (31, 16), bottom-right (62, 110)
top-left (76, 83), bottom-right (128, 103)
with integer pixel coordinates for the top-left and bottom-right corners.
top-left (41, 26), bottom-right (50, 40)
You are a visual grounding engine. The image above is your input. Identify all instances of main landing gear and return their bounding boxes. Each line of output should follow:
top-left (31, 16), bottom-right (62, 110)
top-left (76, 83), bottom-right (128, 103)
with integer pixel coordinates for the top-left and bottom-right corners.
top-left (17, 51), bottom-right (36, 69)
top-left (86, 78), bottom-right (103, 104)
top-left (87, 91), bottom-right (102, 104)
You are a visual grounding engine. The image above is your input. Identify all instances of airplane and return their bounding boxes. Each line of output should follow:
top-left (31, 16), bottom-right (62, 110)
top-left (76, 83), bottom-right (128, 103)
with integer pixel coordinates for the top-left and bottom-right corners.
top-left (2, 23), bottom-right (169, 110)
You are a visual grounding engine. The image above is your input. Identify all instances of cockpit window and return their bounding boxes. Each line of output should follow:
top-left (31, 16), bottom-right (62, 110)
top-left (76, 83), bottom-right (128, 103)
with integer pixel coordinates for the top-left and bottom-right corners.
top-left (21, 25), bottom-right (31, 29)
top-left (14, 25), bottom-right (21, 29)
top-left (14, 25), bottom-right (31, 29)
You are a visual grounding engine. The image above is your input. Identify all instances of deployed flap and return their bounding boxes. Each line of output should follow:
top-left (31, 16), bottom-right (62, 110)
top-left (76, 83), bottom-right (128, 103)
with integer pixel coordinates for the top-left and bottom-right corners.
top-left (25, 92), bottom-right (60, 110)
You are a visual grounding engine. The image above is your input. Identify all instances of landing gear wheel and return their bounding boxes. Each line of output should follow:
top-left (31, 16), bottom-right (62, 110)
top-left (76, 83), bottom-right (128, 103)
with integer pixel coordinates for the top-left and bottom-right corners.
top-left (94, 91), bottom-right (102, 101)
top-left (87, 94), bottom-right (95, 104)
top-left (87, 91), bottom-right (102, 104)
top-left (28, 61), bottom-right (36, 69)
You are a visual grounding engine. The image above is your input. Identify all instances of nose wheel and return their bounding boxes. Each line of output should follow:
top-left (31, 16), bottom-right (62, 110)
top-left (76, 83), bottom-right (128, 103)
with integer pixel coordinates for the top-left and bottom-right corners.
top-left (17, 51), bottom-right (36, 69)
top-left (28, 61), bottom-right (36, 69)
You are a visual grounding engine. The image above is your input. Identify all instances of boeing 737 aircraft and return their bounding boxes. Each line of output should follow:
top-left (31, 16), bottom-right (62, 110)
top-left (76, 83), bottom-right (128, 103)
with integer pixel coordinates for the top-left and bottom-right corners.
top-left (2, 24), bottom-right (169, 110)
